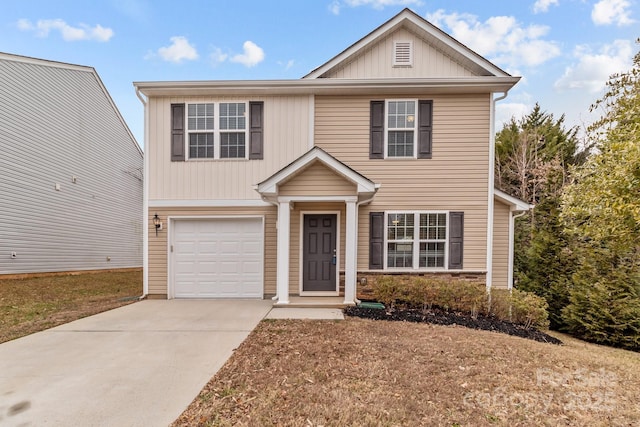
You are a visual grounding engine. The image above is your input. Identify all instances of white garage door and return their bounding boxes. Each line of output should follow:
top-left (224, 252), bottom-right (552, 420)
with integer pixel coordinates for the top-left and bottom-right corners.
top-left (172, 218), bottom-right (263, 298)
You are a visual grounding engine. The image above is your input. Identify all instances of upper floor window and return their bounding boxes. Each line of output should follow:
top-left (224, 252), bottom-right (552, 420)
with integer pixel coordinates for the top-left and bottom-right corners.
top-left (188, 103), bottom-right (214, 159)
top-left (186, 102), bottom-right (248, 160)
top-left (369, 99), bottom-right (432, 160)
top-left (387, 100), bottom-right (416, 158)
top-left (170, 101), bottom-right (263, 162)
top-left (220, 103), bottom-right (246, 159)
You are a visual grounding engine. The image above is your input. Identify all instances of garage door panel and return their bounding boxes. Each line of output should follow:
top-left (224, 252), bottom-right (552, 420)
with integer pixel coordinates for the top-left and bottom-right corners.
top-left (173, 218), bottom-right (263, 298)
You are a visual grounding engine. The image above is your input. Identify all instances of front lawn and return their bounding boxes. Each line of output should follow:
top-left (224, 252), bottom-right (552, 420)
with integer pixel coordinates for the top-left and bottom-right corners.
top-left (0, 269), bottom-right (142, 343)
top-left (173, 318), bottom-right (640, 426)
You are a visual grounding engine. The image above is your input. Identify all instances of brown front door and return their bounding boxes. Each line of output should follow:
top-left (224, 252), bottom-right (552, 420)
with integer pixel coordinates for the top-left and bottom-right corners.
top-left (303, 214), bottom-right (337, 292)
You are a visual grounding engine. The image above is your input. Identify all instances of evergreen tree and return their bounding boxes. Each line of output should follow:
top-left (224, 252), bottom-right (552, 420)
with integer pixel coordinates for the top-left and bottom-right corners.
top-left (495, 104), bottom-right (583, 329)
top-left (560, 43), bottom-right (640, 350)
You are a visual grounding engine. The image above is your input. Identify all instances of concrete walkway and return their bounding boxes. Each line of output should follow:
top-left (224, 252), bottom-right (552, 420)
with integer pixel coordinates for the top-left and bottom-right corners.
top-left (0, 300), bottom-right (272, 427)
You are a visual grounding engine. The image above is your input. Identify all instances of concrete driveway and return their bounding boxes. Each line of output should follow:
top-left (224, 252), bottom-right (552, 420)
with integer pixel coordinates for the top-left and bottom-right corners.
top-left (0, 299), bottom-right (273, 427)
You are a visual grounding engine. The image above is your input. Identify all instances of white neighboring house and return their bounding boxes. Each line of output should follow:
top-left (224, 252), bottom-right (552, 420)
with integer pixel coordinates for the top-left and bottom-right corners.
top-left (0, 52), bottom-right (143, 275)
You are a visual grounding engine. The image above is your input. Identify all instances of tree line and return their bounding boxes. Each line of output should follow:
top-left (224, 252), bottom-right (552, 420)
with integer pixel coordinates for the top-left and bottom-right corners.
top-left (495, 42), bottom-right (639, 351)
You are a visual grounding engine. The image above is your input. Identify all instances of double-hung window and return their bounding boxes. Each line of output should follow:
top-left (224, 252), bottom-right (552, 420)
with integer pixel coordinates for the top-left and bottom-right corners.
top-left (369, 99), bottom-right (432, 160)
top-left (386, 100), bottom-right (416, 158)
top-left (186, 102), bottom-right (247, 160)
top-left (187, 103), bottom-right (214, 159)
top-left (386, 212), bottom-right (447, 269)
top-left (219, 103), bottom-right (246, 158)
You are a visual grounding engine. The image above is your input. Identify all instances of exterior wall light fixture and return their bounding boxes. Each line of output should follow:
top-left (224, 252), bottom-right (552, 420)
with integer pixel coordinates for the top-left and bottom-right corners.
top-left (153, 213), bottom-right (163, 236)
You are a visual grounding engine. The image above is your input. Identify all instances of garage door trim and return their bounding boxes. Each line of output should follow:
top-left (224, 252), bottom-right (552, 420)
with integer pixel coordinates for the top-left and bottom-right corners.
top-left (168, 215), bottom-right (265, 299)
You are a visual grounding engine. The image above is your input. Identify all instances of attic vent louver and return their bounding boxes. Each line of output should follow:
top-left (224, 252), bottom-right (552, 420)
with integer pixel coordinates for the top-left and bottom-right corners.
top-left (393, 41), bottom-right (413, 67)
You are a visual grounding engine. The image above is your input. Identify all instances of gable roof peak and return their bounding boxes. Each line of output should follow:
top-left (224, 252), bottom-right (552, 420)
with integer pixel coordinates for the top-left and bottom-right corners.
top-left (303, 8), bottom-right (511, 79)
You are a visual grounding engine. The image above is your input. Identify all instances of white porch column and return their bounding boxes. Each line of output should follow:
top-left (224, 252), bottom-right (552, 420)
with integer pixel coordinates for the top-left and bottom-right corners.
top-left (344, 200), bottom-right (357, 305)
top-left (276, 200), bottom-right (290, 305)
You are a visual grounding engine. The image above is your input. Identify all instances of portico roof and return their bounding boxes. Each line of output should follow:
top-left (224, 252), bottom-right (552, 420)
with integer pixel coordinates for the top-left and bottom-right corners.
top-left (255, 147), bottom-right (379, 200)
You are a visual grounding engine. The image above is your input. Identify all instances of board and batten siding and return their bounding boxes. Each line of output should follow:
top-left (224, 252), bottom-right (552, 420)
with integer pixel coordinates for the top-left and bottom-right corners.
top-left (314, 93), bottom-right (491, 272)
top-left (492, 199), bottom-right (511, 289)
top-left (279, 161), bottom-right (357, 197)
top-left (0, 55), bottom-right (142, 275)
top-left (147, 207), bottom-right (277, 297)
top-left (148, 95), bottom-right (312, 201)
top-left (324, 28), bottom-right (475, 79)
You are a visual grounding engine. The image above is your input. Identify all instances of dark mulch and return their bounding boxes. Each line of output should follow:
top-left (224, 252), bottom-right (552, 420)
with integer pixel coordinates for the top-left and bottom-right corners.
top-left (344, 305), bottom-right (563, 345)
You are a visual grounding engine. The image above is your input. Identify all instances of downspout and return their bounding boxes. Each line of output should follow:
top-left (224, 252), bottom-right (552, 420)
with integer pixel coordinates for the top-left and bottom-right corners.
top-left (508, 210), bottom-right (527, 290)
top-left (135, 86), bottom-right (149, 300)
top-left (259, 194), bottom-right (280, 301)
top-left (486, 91), bottom-right (509, 292)
top-left (353, 186), bottom-right (380, 304)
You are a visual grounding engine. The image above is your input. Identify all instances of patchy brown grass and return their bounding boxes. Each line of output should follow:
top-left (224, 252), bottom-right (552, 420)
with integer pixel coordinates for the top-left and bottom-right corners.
top-left (173, 318), bottom-right (640, 427)
top-left (0, 269), bottom-right (142, 343)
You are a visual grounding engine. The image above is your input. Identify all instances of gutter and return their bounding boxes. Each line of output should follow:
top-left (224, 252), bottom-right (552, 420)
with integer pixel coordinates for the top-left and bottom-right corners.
top-left (135, 86), bottom-right (149, 300)
top-left (486, 90), bottom-right (510, 292)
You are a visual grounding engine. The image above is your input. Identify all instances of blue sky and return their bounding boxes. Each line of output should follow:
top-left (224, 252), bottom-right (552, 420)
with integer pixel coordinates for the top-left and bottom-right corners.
top-left (1, 0), bottom-right (638, 147)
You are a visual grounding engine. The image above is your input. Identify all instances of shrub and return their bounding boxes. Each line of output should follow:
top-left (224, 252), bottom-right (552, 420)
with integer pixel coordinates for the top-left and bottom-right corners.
top-left (509, 289), bottom-right (550, 329)
top-left (371, 276), bottom-right (551, 329)
top-left (372, 276), bottom-right (404, 310)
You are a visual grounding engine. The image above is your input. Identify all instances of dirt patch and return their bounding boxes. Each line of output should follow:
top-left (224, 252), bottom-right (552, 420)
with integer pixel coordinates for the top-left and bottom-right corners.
top-left (173, 319), bottom-right (640, 427)
top-left (344, 305), bottom-right (562, 345)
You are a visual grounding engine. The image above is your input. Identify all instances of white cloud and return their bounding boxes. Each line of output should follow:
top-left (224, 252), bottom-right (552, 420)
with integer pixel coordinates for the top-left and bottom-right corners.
top-left (210, 47), bottom-right (228, 65)
top-left (17, 18), bottom-right (113, 42)
top-left (230, 41), bottom-right (265, 67)
top-left (157, 36), bottom-right (198, 63)
top-left (554, 40), bottom-right (633, 93)
top-left (329, 0), bottom-right (422, 15)
top-left (496, 102), bottom-right (531, 128)
top-left (533, 0), bottom-right (559, 14)
top-left (278, 59), bottom-right (295, 70)
top-left (591, 0), bottom-right (635, 26)
top-left (426, 9), bottom-right (561, 68)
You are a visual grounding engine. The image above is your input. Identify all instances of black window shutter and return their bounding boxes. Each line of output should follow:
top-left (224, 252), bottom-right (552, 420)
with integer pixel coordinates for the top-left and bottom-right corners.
top-left (249, 101), bottom-right (264, 160)
top-left (417, 100), bottom-right (433, 159)
top-left (448, 211), bottom-right (464, 269)
top-left (369, 212), bottom-right (384, 269)
top-left (370, 101), bottom-right (384, 159)
top-left (171, 103), bottom-right (185, 161)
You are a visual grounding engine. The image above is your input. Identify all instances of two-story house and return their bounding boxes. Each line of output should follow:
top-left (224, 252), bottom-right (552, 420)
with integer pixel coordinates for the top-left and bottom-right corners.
top-left (1, 52), bottom-right (143, 276)
top-left (134, 9), bottom-right (530, 304)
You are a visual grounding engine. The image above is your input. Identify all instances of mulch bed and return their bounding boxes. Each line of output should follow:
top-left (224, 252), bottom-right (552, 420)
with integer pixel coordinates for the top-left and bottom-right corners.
top-left (344, 305), bottom-right (563, 345)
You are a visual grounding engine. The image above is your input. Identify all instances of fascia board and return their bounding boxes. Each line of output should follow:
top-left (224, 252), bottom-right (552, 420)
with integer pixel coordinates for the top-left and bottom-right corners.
top-left (256, 148), bottom-right (376, 195)
top-left (494, 189), bottom-right (533, 211)
top-left (133, 77), bottom-right (520, 97)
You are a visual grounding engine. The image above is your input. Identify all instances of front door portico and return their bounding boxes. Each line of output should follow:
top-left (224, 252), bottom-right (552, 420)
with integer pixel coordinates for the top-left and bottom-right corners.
top-left (256, 147), bottom-right (379, 305)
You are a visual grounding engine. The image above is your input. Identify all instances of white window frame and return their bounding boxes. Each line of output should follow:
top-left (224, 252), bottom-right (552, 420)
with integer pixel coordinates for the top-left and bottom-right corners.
top-left (185, 102), bottom-right (249, 160)
top-left (383, 211), bottom-right (449, 270)
top-left (186, 103), bottom-right (215, 160)
top-left (384, 99), bottom-right (417, 159)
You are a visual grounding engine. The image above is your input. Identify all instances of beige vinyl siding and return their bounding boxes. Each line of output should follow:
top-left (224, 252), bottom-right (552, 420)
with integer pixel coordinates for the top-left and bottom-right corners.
top-left (325, 28), bottom-right (475, 79)
top-left (492, 200), bottom-right (511, 289)
top-left (148, 95), bottom-right (311, 200)
top-left (314, 93), bottom-right (491, 271)
top-left (289, 203), bottom-right (346, 295)
top-left (147, 206), bottom-right (277, 297)
top-left (279, 161), bottom-right (357, 196)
